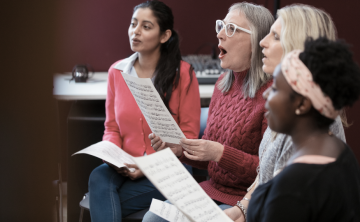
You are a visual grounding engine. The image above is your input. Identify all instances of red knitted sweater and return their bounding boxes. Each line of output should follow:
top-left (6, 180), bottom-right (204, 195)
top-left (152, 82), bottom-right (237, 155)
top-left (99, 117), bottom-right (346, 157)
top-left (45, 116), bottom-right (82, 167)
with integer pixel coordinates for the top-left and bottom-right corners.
top-left (179, 70), bottom-right (272, 205)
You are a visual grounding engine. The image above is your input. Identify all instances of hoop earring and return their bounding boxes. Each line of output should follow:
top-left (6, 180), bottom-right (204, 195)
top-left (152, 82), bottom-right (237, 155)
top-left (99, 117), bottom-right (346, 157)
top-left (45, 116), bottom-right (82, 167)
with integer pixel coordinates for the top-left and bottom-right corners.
top-left (295, 109), bottom-right (301, 115)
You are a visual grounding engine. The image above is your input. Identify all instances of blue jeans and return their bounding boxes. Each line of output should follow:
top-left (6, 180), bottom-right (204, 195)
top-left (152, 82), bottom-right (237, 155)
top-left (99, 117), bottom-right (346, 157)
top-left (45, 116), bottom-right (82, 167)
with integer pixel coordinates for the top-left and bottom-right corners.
top-left (89, 163), bottom-right (192, 222)
top-left (142, 199), bottom-right (232, 222)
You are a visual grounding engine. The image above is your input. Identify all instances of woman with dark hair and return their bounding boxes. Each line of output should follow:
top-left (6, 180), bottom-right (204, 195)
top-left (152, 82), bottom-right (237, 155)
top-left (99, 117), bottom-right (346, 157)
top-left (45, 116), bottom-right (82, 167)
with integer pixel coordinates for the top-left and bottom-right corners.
top-left (248, 37), bottom-right (360, 222)
top-left (87, 1), bottom-right (201, 221)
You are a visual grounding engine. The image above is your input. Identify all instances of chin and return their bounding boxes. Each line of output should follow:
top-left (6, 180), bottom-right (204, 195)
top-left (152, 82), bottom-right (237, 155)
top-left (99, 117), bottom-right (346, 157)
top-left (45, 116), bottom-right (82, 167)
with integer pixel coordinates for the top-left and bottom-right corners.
top-left (220, 61), bottom-right (229, 70)
top-left (262, 66), bottom-right (273, 75)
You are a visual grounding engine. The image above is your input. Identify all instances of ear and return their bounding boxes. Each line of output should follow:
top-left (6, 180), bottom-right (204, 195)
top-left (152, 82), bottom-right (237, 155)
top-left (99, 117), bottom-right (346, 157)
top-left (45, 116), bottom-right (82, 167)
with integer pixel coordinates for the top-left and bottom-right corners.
top-left (160, 29), bottom-right (172, 44)
top-left (295, 96), bottom-right (312, 115)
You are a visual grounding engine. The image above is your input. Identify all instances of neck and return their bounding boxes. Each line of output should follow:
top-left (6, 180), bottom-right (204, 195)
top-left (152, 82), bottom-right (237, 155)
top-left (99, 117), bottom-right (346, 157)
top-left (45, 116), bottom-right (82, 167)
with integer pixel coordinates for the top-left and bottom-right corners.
top-left (135, 47), bottom-right (161, 78)
top-left (233, 66), bottom-right (250, 73)
top-left (289, 117), bottom-right (329, 156)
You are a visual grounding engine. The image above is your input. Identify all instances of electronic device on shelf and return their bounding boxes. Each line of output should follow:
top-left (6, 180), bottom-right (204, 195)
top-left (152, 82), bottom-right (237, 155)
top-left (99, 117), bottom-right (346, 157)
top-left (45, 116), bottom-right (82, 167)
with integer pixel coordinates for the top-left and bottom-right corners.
top-left (182, 55), bottom-right (225, 85)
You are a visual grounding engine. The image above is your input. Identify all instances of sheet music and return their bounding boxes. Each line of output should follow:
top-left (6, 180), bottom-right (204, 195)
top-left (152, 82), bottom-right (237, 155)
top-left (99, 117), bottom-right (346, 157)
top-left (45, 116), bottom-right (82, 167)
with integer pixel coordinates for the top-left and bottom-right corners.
top-left (149, 199), bottom-right (190, 222)
top-left (122, 73), bottom-right (186, 144)
top-left (72, 141), bottom-right (135, 172)
top-left (132, 148), bottom-right (233, 222)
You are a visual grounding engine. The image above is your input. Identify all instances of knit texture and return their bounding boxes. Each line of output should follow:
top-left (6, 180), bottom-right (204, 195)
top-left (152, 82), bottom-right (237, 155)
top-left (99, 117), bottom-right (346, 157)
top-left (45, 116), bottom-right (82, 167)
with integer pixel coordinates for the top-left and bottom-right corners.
top-left (180, 70), bottom-right (272, 205)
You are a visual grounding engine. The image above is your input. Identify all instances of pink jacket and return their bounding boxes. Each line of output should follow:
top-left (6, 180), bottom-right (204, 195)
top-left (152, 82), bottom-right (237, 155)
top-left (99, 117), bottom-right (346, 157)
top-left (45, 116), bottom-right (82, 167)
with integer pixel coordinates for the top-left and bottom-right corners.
top-left (103, 58), bottom-right (201, 157)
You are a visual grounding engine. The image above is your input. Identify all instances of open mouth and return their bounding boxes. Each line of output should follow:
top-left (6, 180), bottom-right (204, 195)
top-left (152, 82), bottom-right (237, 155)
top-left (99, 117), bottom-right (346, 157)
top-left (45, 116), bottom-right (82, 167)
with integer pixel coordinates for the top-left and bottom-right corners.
top-left (262, 51), bottom-right (267, 59)
top-left (219, 46), bottom-right (227, 58)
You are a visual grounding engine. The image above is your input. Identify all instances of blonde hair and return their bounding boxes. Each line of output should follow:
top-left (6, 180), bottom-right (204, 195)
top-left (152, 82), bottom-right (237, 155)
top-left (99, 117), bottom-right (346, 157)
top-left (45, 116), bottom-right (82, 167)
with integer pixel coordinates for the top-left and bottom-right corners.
top-left (277, 4), bottom-right (349, 127)
top-left (218, 2), bottom-right (274, 98)
top-left (278, 4), bottom-right (337, 57)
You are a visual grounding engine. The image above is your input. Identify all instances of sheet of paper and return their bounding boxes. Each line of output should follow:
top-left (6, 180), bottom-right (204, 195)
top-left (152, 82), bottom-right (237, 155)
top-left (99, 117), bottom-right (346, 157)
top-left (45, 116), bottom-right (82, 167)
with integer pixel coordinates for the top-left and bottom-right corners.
top-left (149, 198), bottom-right (190, 222)
top-left (132, 148), bottom-right (233, 222)
top-left (122, 73), bottom-right (186, 144)
top-left (72, 141), bottom-right (135, 172)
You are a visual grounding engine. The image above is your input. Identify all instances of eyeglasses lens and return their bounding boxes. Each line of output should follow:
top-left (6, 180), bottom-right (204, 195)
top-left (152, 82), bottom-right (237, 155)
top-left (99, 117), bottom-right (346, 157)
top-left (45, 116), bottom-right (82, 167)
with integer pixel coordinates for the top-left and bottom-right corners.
top-left (226, 24), bottom-right (235, 36)
top-left (216, 21), bottom-right (223, 33)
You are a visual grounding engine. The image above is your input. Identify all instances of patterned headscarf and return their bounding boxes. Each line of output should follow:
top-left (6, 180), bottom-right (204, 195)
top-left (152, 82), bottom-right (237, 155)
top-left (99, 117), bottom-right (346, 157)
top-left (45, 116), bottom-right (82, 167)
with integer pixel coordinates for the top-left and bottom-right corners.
top-left (281, 50), bottom-right (339, 119)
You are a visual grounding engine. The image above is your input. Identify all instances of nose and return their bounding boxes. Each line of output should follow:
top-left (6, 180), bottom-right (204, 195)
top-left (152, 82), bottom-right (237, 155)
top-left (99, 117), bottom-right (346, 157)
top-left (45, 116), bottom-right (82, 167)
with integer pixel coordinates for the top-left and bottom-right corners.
top-left (217, 26), bottom-right (226, 40)
top-left (263, 87), bottom-right (271, 100)
top-left (133, 24), bottom-right (141, 35)
top-left (260, 33), bottom-right (269, 48)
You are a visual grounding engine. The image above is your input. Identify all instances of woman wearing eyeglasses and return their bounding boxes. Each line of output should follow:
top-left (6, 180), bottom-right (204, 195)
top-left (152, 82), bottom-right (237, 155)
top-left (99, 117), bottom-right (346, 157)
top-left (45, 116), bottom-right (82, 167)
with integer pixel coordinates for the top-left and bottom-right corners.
top-left (224, 5), bottom-right (347, 222)
top-left (143, 3), bottom-right (274, 221)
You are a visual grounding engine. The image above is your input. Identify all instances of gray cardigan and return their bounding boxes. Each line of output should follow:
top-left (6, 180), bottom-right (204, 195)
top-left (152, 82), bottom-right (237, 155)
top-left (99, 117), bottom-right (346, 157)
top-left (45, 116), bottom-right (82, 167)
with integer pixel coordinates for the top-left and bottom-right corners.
top-left (258, 116), bottom-right (346, 185)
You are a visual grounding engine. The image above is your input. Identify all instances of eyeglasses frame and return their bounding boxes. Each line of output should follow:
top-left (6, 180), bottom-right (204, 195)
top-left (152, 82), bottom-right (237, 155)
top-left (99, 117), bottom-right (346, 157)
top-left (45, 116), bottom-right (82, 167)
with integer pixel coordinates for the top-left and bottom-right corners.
top-left (216, 20), bottom-right (252, 37)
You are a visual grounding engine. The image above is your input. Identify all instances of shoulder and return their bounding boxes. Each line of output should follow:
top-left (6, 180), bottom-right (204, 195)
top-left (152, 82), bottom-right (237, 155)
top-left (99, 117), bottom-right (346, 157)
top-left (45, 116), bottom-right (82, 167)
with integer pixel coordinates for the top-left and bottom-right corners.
top-left (178, 60), bottom-right (197, 84)
top-left (108, 59), bottom-right (124, 74)
top-left (270, 164), bottom-right (314, 194)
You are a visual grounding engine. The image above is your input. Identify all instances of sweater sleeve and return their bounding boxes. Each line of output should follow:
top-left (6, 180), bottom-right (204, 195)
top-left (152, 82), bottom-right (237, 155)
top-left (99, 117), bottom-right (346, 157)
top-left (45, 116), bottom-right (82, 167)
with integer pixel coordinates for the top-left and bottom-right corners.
top-left (102, 66), bottom-right (123, 148)
top-left (216, 101), bottom-right (267, 183)
top-left (217, 145), bottom-right (259, 184)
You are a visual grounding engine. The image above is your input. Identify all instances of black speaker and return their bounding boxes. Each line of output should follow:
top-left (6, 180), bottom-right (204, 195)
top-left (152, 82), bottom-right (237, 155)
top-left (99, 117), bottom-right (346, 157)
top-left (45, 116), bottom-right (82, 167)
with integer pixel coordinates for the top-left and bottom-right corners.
top-left (67, 100), bottom-right (106, 222)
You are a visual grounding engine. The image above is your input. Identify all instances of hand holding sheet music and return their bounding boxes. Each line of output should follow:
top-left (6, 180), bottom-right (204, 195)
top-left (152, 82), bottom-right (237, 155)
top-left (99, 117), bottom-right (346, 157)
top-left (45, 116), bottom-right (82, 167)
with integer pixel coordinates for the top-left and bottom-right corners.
top-left (132, 148), bottom-right (233, 222)
top-left (122, 73), bottom-right (186, 144)
top-left (72, 141), bottom-right (136, 172)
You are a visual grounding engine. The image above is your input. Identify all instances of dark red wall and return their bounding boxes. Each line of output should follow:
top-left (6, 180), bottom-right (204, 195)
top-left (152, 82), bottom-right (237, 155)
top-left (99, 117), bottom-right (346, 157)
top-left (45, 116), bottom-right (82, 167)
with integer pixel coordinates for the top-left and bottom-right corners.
top-left (55, 0), bottom-right (360, 159)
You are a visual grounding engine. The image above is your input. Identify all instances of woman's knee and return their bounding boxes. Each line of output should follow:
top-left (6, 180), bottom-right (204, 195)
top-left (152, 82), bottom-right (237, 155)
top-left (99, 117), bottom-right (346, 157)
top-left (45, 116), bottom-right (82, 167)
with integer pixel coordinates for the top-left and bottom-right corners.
top-left (88, 163), bottom-right (117, 188)
top-left (142, 210), bottom-right (162, 222)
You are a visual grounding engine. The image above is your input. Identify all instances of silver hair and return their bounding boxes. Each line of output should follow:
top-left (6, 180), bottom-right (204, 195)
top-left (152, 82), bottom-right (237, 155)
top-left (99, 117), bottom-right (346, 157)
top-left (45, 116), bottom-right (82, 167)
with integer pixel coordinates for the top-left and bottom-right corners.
top-left (218, 2), bottom-right (274, 98)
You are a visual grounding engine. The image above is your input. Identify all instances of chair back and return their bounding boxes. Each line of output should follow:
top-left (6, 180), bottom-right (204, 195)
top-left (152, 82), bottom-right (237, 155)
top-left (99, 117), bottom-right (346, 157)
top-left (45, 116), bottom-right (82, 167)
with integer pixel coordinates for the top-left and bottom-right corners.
top-left (199, 107), bottom-right (209, 139)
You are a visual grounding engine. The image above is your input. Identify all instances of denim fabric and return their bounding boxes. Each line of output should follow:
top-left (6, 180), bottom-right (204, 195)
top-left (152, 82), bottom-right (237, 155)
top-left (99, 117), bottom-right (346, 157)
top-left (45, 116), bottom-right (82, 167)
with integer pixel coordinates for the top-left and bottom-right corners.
top-left (89, 163), bottom-right (192, 222)
top-left (142, 199), bottom-right (232, 222)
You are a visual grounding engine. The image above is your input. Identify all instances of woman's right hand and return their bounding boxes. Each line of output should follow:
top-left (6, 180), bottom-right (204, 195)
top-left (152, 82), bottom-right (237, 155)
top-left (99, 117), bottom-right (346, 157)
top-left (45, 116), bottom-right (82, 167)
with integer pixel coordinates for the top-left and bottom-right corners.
top-left (149, 133), bottom-right (183, 157)
top-left (224, 206), bottom-right (244, 222)
top-left (105, 161), bottom-right (130, 177)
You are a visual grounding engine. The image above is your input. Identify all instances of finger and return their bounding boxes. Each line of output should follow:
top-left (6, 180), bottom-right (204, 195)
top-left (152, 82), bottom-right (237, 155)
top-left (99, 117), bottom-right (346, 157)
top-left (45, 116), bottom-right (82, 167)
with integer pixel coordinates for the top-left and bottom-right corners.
top-left (151, 135), bottom-right (160, 144)
top-left (148, 133), bottom-right (156, 139)
top-left (152, 138), bottom-right (163, 150)
top-left (119, 171), bottom-right (128, 177)
top-left (180, 138), bottom-right (200, 146)
top-left (127, 170), bottom-right (138, 180)
top-left (155, 142), bottom-right (167, 152)
top-left (124, 163), bottom-right (138, 169)
top-left (183, 151), bottom-right (199, 161)
top-left (182, 146), bottom-right (195, 154)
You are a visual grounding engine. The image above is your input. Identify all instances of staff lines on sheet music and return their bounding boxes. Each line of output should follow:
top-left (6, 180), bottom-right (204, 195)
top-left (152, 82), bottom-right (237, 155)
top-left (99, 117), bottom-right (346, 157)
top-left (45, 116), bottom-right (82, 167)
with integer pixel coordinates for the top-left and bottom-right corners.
top-left (124, 79), bottom-right (154, 93)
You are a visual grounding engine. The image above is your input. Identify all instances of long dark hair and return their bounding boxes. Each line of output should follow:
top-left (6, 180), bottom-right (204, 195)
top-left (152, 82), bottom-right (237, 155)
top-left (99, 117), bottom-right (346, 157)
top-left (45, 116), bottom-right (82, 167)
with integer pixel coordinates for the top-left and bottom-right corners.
top-left (134, 0), bottom-right (193, 114)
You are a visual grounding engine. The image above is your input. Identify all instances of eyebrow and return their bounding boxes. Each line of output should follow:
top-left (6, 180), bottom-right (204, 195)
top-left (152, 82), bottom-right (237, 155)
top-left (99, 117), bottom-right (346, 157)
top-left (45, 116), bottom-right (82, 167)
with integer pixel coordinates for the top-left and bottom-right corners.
top-left (131, 18), bottom-right (154, 26)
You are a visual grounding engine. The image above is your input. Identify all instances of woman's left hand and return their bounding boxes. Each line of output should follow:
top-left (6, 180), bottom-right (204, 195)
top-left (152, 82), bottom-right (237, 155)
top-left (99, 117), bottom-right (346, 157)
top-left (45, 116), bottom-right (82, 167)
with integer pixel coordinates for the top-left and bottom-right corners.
top-left (180, 138), bottom-right (224, 162)
top-left (124, 163), bottom-right (144, 180)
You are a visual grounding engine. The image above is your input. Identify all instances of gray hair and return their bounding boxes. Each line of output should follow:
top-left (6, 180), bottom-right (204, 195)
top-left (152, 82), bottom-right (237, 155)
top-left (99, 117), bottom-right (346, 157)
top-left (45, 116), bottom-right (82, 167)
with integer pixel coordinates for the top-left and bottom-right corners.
top-left (218, 2), bottom-right (274, 98)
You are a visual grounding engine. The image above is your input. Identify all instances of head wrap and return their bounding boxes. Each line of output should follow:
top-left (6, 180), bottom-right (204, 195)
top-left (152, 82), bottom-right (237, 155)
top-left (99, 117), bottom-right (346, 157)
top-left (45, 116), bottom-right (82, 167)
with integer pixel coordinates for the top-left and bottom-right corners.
top-left (281, 50), bottom-right (339, 119)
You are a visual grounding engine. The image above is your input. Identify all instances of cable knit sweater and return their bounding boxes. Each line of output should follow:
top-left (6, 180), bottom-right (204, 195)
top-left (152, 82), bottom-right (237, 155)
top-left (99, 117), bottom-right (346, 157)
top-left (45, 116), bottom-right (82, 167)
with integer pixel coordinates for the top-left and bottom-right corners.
top-left (179, 70), bottom-right (273, 206)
